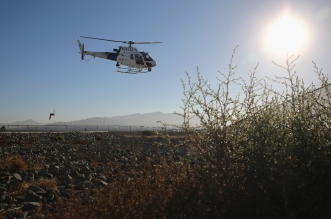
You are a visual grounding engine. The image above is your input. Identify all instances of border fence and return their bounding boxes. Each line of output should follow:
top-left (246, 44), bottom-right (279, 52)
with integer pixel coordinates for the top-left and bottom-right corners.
top-left (0, 124), bottom-right (183, 133)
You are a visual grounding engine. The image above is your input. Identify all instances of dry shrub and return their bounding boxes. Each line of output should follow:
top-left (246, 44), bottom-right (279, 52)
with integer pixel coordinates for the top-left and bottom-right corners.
top-left (90, 155), bottom-right (99, 167)
top-left (74, 139), bottom-right (90, 144)
top-left (0, 210), bottom-right (6, 219)
top-left (0, 137), bottom-right (10, 147)
top-left (26, 137), bottom-right (35, 145)
top-left (53, 135), bottom-right (64, 141)
top-left (29, 178), bottom-right (58, 190)
top-left (174, 50), bottom-right (331, 218)
top-left (36, 155), bottom-right (46, 164)
top-left (0, 135), bottom-right (20, 146)
top-left (94, 134), bottom-right (102, 141)
top-left (0, 155), bottom-right (28, 172)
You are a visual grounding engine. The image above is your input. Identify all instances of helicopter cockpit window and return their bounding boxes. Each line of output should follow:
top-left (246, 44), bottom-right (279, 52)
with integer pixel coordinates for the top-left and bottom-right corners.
top-left (130, 54), bottom-right (134, 60)
top-left (142, 53), bottom-right (153, 61)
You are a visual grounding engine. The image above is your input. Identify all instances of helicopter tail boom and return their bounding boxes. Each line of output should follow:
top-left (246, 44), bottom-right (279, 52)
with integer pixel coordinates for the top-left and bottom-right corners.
top-left (77, 40), bottom-right (85, 60)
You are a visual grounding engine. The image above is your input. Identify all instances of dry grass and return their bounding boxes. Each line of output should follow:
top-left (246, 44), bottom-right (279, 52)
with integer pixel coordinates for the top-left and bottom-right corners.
top-left (94, 134), bottom-right (102, 140)
top-left (0, 136), bottom-right (18, 146)
top-left (0, 154), bottom-right (44, 172)
top-left (0, 134), bottom-right (37, 146)
top-left (73, 139), bottom-right (91, 144)
top-left (0, 155), bottom-right (28, 172)
top-left (28, 178), bottom-right (58, 190)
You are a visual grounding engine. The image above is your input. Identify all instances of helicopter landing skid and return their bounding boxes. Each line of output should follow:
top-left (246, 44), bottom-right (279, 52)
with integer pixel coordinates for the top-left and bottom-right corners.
top-left (116, 66), bottom-right (148, 74)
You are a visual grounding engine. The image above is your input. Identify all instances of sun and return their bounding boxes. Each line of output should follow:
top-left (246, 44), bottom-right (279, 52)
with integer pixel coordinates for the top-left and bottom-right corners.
top-left (265, 13), bottom-right (307, 55)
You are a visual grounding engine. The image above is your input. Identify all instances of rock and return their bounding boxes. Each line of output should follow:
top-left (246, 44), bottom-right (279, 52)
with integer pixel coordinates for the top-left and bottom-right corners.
top-left (84, 181), bottom-right (92, 187)
top-left (29, 186), bottom-right (46, 194)
top-left (86, 174), bottom-right (93, 182)
top-left (13, 173), bottom-right (22, 181)
top-left (43, 189), bottom-right (55, 202)
top-left (73, 174), bottom-right (85, 181)
top-left (44, 173), bottom-right (54, 179)
top-left (97, 174), bottom-right (107, 181)
top-left (49, 165), bottom-right (60, 176)
top-left (25, 190), bottom-right (42, 202)
top-left (0, 186), bottom-right (7, 195)
top-left (70, 169), bottom-right (79, 176)
top-left (97, 180), bottom-right (108, 186)
top-left (16, 194), bottom-right (26, 203)
top-left (12, 210), bottom-right (28, 219)
top-left (21, 202), bottom-right (41, 211)
top-left (82, 165), bottom-right (90, 173)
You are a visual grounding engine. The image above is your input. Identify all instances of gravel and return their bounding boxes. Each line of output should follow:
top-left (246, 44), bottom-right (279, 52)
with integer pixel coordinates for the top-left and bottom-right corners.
top-left (0, 132), bottom-right (185, 218)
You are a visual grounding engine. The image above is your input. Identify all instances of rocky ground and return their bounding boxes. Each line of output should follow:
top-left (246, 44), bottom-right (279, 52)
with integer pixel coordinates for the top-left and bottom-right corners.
top-left (0, 132), bottom-right (185, 219)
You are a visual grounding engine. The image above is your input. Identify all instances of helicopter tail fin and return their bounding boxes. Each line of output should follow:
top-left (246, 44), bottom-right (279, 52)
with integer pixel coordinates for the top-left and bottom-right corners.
top-left (77, 39), bottom-right (85, 60)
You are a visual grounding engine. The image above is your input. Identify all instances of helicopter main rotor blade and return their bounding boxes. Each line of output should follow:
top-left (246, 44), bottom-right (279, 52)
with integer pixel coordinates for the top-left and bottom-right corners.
top-left (80, 36), bottom-right (124, 43)
top-left (80, 36), bottom-right (162, 45)
top-left (133, 42), bottom-right (163, 44)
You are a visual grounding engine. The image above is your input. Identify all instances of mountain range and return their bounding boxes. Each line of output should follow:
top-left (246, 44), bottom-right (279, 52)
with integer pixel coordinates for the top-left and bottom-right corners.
top-left (1, 112), bottom-right (201, 128)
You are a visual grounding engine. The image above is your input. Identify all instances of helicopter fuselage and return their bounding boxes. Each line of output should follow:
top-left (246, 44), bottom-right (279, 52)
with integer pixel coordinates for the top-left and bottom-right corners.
top-left (77, 40), bottom-right (156, 72)
top-left (115, 46), bottom-right (156, 69)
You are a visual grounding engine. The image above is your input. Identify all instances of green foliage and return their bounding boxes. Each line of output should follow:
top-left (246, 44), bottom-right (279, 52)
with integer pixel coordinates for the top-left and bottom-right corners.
top-left (0, 126), bottom-right (5, 132)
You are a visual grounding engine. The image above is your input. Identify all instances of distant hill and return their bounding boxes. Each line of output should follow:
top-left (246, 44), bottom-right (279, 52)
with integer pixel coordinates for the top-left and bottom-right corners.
top-left (8, 119), bottom-right (44, 126)
top-left (57, 112), bottom-right (200, 127)
top-left (1, 112), bottom-right (201, 128)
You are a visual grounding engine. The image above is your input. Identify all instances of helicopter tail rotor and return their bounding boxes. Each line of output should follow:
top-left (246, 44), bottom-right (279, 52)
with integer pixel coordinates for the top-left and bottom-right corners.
top-left (77, 39), bottom-right (85, 60)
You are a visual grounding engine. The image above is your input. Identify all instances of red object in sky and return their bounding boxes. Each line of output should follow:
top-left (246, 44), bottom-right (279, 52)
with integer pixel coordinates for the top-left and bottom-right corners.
top-left (49, 113), bottom-right (55, 120)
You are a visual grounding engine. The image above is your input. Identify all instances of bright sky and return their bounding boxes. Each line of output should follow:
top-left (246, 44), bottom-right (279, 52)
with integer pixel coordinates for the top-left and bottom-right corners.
top-left (1, 0), bottom-right (330, 123)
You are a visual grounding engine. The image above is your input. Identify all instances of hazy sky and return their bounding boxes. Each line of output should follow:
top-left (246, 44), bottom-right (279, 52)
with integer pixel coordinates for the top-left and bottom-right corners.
top-left (1, 0), bottom-right (330, 123)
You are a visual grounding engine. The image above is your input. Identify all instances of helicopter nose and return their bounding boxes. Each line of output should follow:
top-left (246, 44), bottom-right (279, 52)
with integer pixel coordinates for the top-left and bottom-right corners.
top-left (146, 61), bottom-right (156, 67)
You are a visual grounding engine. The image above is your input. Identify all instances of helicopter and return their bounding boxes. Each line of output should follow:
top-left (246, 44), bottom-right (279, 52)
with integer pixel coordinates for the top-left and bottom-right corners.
top-left (77, 36), bottom-right (162, 74)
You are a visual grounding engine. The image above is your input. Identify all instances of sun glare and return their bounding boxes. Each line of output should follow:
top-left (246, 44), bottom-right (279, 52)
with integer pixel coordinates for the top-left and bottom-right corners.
top-left (265, 14), bottom-right (307, 55)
